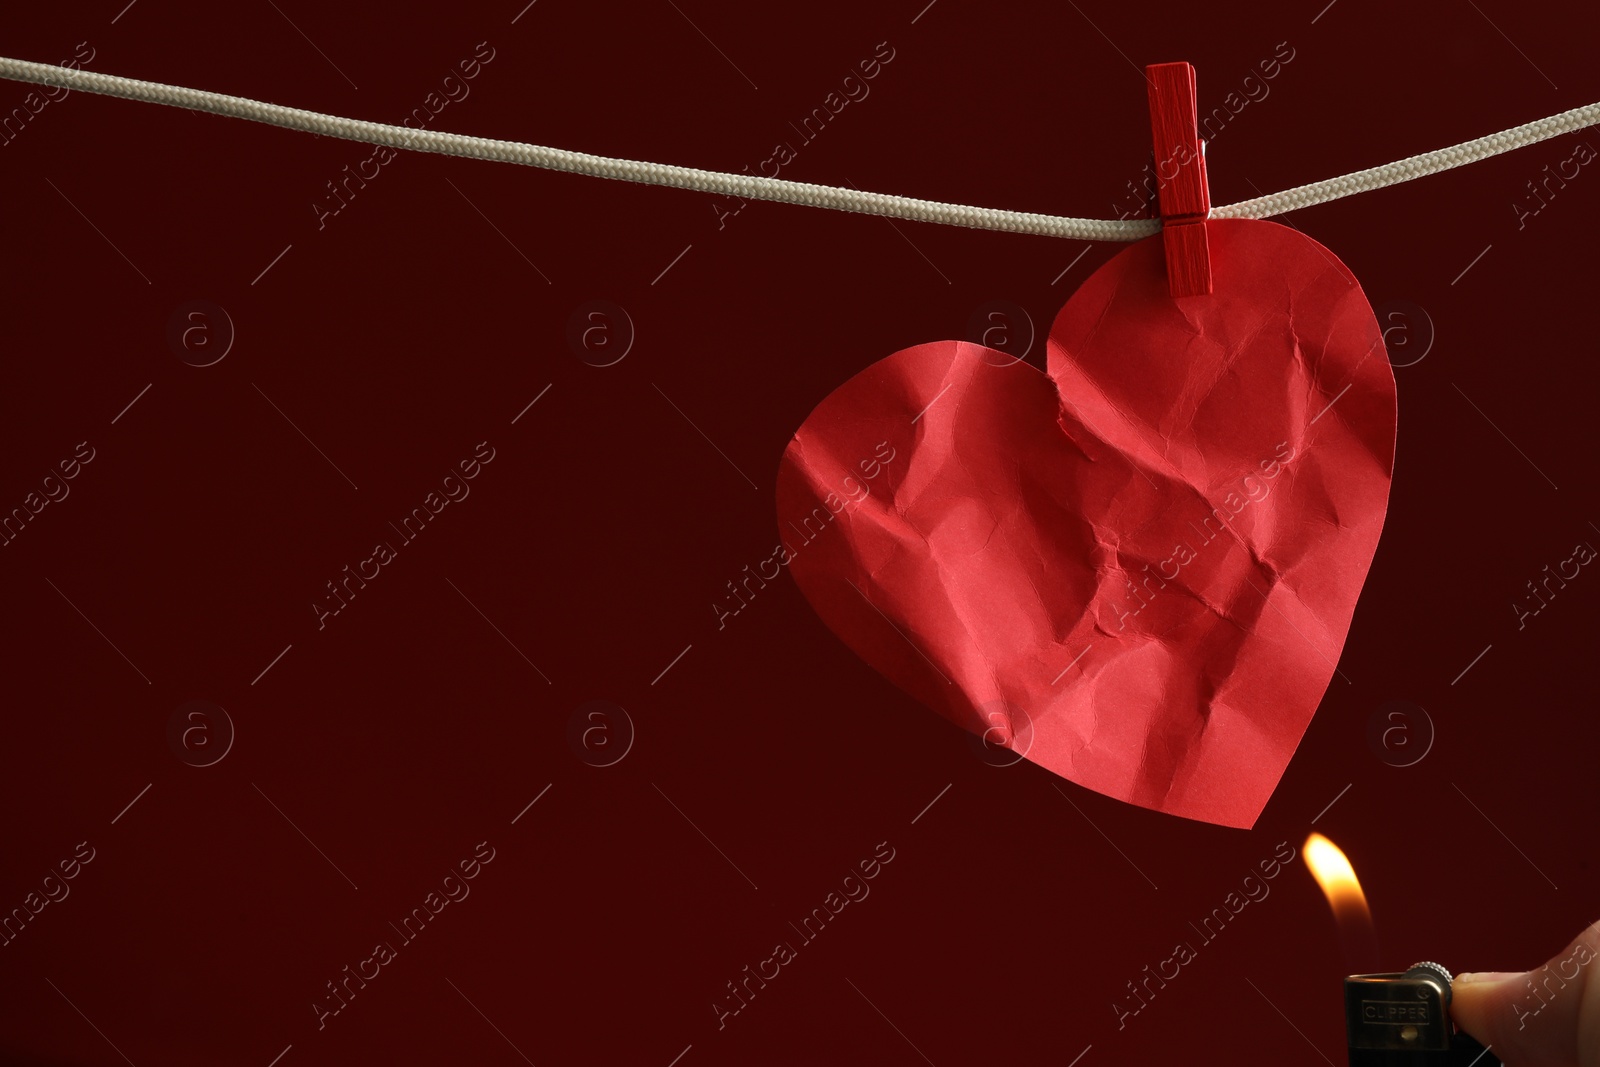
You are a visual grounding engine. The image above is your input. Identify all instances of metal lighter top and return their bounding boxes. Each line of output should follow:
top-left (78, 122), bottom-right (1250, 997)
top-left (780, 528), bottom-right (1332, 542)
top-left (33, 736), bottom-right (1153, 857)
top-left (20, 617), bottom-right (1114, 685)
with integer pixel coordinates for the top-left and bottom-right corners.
top-left (1345, 963), bottom-right (1500, 1066)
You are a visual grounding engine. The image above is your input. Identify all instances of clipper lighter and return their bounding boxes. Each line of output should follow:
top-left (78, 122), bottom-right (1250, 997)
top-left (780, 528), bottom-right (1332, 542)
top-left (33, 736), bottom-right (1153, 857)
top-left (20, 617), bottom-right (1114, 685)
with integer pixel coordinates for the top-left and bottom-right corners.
top-left (1345, 963), bottom-right (1500, 1066)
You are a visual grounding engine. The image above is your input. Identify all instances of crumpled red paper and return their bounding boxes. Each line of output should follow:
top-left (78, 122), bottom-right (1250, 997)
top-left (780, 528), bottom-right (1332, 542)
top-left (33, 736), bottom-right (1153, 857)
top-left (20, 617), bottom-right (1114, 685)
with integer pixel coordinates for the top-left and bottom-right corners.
top-left (776, 219), bottom-right (1395, 828)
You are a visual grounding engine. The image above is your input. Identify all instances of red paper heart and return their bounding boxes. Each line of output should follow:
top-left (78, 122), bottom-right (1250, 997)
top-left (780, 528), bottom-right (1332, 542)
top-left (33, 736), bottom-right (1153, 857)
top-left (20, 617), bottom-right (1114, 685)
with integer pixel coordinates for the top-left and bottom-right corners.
top-left (776, 219), bottom-right (1394, 828)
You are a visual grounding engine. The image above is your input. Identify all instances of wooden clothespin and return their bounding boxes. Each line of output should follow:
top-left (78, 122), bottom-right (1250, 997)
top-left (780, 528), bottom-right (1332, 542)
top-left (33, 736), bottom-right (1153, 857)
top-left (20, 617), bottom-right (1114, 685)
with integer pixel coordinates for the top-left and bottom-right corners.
top-left (1146, 62), bottom-right (1212, 297)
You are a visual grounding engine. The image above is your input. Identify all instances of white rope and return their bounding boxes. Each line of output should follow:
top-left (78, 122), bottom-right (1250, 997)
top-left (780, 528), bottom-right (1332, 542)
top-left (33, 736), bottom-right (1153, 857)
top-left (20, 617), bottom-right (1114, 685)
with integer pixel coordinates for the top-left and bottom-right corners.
top-left (1210, 99), bottom-right (1600, 220)
top-left (3, 55), bottom-right (1598, 242)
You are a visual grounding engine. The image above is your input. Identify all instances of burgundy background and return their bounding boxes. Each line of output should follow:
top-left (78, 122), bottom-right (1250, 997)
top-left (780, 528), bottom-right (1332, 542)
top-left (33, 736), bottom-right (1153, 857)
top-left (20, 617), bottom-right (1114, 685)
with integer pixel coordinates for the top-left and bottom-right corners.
top-left (2, 1), bottom-right (1597, 1064)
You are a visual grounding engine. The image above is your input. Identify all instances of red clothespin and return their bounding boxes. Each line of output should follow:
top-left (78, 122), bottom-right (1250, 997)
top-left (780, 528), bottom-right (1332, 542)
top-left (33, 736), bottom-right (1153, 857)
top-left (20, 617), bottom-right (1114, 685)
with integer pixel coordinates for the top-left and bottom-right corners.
top-left (1146, 62), bottom-right (1212, 297)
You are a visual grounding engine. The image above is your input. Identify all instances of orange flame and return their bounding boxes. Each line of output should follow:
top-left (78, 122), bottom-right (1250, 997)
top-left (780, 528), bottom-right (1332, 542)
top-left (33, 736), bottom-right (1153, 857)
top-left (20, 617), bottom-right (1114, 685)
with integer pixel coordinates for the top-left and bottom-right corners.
top-left (1305, 832), bottom-right (1372, 929)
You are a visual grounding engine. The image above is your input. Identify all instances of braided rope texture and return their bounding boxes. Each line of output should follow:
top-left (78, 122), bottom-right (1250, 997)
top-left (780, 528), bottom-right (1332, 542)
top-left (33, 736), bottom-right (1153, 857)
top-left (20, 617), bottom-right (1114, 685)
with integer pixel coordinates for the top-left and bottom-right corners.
top-left (3, 56), bottom-right (1596, 242)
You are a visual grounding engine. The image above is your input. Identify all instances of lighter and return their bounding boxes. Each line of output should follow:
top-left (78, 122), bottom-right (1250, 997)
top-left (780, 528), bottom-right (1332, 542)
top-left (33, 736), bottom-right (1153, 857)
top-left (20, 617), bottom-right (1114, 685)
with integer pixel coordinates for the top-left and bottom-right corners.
top-left (1345, 963), bottom-right (1500, 1065)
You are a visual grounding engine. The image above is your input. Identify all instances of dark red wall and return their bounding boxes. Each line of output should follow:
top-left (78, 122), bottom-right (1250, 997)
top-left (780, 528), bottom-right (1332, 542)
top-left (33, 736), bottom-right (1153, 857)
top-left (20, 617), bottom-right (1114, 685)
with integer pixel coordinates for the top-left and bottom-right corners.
top-left (1, 1), bottom-right (1596, 1064)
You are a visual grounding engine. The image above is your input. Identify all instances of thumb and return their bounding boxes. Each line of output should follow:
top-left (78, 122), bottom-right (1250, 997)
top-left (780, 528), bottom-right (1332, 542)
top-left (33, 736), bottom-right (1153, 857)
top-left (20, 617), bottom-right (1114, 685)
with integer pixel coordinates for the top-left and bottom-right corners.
top-left (1451, 923), bottom-right (1600, 1067)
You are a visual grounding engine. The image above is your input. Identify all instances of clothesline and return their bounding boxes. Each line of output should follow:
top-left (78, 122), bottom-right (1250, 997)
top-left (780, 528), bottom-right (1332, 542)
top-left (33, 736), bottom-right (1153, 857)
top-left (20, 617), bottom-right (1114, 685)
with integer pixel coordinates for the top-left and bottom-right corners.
top-left (2, 54), bottom-right (1596, 242)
